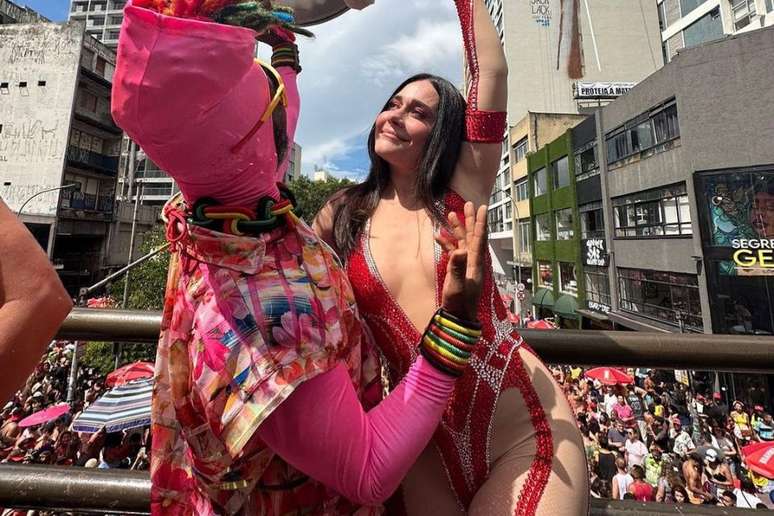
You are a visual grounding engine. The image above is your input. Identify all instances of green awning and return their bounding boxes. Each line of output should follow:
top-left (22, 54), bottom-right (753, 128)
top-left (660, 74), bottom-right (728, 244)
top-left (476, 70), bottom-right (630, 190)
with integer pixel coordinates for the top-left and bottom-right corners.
top-left (554, 294), bottom-right (579, 319)
top-left (532, 287), bottom-right (555, 308)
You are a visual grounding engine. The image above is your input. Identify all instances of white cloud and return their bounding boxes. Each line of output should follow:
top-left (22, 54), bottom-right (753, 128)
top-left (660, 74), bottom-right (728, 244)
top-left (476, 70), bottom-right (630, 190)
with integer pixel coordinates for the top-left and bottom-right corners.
top-left (293, 0), bottom-right (463, 177)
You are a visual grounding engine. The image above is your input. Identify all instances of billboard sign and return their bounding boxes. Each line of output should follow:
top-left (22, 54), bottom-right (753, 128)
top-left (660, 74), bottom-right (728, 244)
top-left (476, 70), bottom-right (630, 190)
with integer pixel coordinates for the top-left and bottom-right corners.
top-left (575, 81), bottom-right (636, 99)
top-left (700, 171), bottom-right (774, 276)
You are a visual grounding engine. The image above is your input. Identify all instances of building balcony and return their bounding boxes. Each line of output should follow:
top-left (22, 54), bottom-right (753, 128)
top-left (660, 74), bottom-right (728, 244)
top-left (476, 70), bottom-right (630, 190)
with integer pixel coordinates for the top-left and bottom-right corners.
top-left (66, 146), bottom-right (119, 176)
top-left (59, 190), bottom-right (114, 221)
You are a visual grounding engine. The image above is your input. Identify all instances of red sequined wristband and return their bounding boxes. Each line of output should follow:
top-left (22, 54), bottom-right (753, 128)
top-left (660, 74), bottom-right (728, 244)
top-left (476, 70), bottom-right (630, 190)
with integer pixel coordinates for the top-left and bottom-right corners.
top-left (464, 109), bottom-right (506, 143)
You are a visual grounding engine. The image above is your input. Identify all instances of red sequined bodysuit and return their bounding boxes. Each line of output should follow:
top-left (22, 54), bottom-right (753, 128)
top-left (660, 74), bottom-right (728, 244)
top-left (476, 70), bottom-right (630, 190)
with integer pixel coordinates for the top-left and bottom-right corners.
top-left (346, 191), bottom-right (553, 513)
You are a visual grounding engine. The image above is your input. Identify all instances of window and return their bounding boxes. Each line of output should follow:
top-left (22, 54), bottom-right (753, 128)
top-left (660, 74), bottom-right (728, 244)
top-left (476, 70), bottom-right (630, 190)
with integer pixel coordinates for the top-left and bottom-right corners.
top-left (37, 80), bottom-right (46, 87)
top-left (585, 266), bottom-right (611, 309)
top-left (683, 8), bottom-right (723, 46)
top-left (504, 201), bottom-right (512, 220)
top-left (537, 261), bottom-right (553, 288)
top-left (487, 206), bottom-right (504, 233)
top-left (518, 220), bottom-right (531, 254)
top-left (612, 182), bottom-right (692, 237)
top-left (768, 0), bottom-right (774, 12)
top-left (606, 99), bottom-right (680, 165)
top-left (618, 268), bottom-right (702, 330)
top-left (533, 167), bottom-right (547, 196)
top-left (555, 208), bottom-right (575, 240)
top-left (574, 142), bottom-right (598, 181)
top-left (730, 0), bottom-right (756, 30)
top-left (680, 0), bottom-right (706, 16)
top-left (79, 90), bottom-right (98, 112)
top-left (514, 179), bottom-right (529, 201)
top-left (580, 202), bottom-right (605, 239)
top-left (535, 213), bottom-right (551, 241)
top-left (652, 103), bottom-right (679, 143)
top-left (552, 156), bottom-right (570, 189)
top-left (513, 137), bottom-right (528, 163)
top-left (559, 263), bottom-right (577, 294)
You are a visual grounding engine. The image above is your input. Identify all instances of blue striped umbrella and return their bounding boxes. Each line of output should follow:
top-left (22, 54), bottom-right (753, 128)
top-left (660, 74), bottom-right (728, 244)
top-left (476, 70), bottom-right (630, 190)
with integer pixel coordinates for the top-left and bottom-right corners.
top-left (72, 378), bottom-right (153, 433)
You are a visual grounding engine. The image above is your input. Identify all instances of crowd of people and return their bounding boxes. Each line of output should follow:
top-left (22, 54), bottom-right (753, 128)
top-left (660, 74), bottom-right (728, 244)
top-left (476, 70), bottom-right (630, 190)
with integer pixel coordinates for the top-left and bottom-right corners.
top-left (2, 340), bottom-right (773, 511)
top-left (552, 365), bottom-right (774, 509)
top-left (0, 341), bottom-right (149, 473)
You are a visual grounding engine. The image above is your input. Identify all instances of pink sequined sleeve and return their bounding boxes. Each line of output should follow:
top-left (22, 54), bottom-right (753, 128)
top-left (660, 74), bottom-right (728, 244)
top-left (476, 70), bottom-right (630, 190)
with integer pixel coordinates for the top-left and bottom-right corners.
top-left (111, 3), bottom-right (294, 205)
top-left (258, 356), bottom-right (456, 505)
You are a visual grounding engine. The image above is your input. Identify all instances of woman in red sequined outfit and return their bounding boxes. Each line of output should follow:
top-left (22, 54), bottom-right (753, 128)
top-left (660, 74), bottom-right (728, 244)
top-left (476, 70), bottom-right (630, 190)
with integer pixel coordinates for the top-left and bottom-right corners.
top-left (315, 1), bottom-right (588, 514)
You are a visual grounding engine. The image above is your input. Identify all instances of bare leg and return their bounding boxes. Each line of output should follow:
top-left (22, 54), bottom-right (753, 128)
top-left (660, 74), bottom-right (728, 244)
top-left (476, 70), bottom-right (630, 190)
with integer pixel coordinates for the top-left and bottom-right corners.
top-left (468, 347), bottom-right (589, 515)
top-left (400, 444), bottom-right (465, 515)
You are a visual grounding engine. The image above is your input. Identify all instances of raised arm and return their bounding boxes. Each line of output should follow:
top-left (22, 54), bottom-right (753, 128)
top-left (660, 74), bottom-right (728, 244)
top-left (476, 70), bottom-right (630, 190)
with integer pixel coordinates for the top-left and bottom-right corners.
top-left (112, 2), bottom-right (302, 205)
top-left (450, 0), bottom-right (508, 206)
top-left (0, 200), bottom-right (72, 402)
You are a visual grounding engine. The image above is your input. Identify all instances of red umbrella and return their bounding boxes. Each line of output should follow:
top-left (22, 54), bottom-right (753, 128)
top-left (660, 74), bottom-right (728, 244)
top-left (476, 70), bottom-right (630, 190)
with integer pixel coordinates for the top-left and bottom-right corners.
top-left (106, 361), bottom-right (155, 387)
top-left (18, 403), bottom-right (70, 428)
top-left (585, 367), bottom-right (634, 386)
top-left (743, 442), bottom-right (774, 479)
top-left (526, 319), bottom-right (556, 330)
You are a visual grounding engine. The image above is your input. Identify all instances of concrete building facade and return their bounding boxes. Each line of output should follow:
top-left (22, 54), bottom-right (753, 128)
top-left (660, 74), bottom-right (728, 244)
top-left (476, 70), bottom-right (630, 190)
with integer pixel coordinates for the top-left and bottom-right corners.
top-left (0, 0), bottom-right (47, 24)
top-left (658, 0), bottom-right (774, 62)
top-left (0, 20), bottom-right (124, 295)
top-left (482, 0), bottom-right (666, 306)
top-left (490, 0), bottom-right (664, 123)
top-left (525, 25), bottom-right (774, 343)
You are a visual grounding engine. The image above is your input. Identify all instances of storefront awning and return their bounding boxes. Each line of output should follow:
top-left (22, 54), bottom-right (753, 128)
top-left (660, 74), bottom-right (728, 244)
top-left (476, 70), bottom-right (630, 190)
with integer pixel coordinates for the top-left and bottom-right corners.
top-left (532, 287), bottom-right (554, 308)
top-left (553, 294), bottom-right (578, 319)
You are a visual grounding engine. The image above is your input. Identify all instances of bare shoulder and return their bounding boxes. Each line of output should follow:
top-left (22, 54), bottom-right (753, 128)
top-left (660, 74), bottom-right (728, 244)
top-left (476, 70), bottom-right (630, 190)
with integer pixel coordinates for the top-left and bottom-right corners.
top-left (312, 187), bottom-right (351, 252)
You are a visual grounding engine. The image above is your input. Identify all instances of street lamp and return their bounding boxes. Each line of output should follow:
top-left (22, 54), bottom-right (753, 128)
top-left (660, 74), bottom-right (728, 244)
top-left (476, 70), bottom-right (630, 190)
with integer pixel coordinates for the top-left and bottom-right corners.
top-left (16, 183), bottom-right (77, 217)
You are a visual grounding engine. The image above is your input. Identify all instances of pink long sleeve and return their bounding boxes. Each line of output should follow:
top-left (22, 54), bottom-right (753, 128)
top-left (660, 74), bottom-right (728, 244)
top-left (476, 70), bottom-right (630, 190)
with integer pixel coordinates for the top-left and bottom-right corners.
top-left (112, 3), bottom-right (300, 205)
top-left (258, 356), bottom-right (455, 506)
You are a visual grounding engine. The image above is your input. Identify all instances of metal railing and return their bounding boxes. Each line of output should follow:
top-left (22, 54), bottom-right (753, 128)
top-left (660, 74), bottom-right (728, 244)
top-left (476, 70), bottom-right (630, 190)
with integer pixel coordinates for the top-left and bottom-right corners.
top-left (58, 308), bottom-right (774, 372)
top-left (2, 308), bottom-right (772, 514)
top-left (0, 465), bottom-right (761, 515)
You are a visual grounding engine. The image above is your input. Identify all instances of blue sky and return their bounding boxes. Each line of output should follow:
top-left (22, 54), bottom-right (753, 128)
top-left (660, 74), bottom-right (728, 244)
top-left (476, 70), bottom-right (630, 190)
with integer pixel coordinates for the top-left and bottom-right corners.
top-left (21, 0), bottom-right (69, 21)
top-left (21, 1), bottom-right (463, 181)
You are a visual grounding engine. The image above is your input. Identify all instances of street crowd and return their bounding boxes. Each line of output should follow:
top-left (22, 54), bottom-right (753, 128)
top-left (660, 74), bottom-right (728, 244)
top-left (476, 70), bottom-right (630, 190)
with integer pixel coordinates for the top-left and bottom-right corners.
top-left (1, 339), bottom-right (773, 512)
top-left (553, 365), bottom-right (774, 509)
top-left (0, 341), bottom-right (149, 473)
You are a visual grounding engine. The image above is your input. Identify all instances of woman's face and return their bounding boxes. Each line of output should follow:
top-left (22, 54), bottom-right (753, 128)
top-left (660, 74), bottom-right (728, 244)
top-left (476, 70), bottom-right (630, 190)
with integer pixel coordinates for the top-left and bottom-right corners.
top-left (674, 490), bottom-right (686, 503)
top-left (374, 80), bottom-right (439, 176)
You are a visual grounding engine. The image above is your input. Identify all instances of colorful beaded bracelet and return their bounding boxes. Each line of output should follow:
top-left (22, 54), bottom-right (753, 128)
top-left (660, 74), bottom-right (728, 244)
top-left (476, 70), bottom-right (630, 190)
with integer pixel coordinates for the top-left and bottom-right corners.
top-left (419, 308), bottom-right (481, 377)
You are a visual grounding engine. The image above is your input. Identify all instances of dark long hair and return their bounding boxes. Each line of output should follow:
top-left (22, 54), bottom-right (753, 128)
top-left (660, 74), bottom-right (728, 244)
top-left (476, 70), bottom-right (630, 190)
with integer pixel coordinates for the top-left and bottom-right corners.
top-left (331, 73), bottom-right (466, 257)
top-left (263, 64), bottom-right (288, 166)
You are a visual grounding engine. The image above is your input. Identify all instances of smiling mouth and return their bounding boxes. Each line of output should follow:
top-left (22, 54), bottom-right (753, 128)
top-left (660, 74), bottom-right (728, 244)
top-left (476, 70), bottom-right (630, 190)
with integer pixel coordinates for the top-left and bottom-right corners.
top-left (381, 130), bottom-right (407, 143)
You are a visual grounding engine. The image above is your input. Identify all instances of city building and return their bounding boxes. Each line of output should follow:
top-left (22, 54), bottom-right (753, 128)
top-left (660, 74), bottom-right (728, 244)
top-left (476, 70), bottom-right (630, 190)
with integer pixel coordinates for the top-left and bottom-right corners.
top-left (658, 0), bottom-right (774, 63)
top-left (68, 0), bottom-right (126, 49)
top-left (482, 0), bottom-right (666, 304)
top-left (527, 25), bottom-right (774, 343)
top-left (313, 166), bottom-right (332, 182)
top-left (488, 0), bottom-right (663, 123)
top-left (488, 112), bottom-right (584, 318)
top-left (510, 14), bottom-right (774, 341)
top-left (286, 142), bottom-right (302, 183)
top-left (0, 0), bottom-right (47, 24)
top-left (527, 132), bottom-right (581, 328)
top-left (0, 20), bottom-right (125, 294)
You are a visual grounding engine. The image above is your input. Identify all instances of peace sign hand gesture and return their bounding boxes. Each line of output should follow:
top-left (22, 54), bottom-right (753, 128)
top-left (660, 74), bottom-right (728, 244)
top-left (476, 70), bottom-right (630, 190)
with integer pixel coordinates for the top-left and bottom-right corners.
top-left (436, 202), bottom-right (488, 323)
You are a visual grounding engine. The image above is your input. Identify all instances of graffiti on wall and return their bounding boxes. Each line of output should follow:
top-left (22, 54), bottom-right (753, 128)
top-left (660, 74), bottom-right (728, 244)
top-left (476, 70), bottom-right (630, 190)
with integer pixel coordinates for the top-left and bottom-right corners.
top-left (0, 119), bottom-right (63, 161)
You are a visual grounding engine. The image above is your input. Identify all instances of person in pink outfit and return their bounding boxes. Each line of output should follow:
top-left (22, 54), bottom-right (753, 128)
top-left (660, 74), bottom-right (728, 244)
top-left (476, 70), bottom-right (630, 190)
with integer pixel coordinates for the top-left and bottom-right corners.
top-left (112, 1), bottom-right (490, 514)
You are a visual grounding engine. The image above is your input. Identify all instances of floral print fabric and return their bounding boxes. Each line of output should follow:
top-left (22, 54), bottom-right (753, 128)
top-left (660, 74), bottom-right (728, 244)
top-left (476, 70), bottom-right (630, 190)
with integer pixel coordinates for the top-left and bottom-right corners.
top-left (151, 200), bottom-right (382, 515)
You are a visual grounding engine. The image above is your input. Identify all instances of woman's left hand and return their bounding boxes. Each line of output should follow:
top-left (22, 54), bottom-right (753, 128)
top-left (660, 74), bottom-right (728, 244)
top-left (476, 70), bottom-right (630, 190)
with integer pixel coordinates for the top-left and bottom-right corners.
top-left (436, 201), bottom-right (488, 322)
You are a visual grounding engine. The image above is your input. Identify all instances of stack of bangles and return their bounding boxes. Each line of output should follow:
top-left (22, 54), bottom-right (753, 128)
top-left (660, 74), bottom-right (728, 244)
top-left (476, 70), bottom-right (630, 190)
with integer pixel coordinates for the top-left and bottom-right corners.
top-left (271, 42), bottom-right (301, 73)
top-left (419, 309), bottom-right (482, 377)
